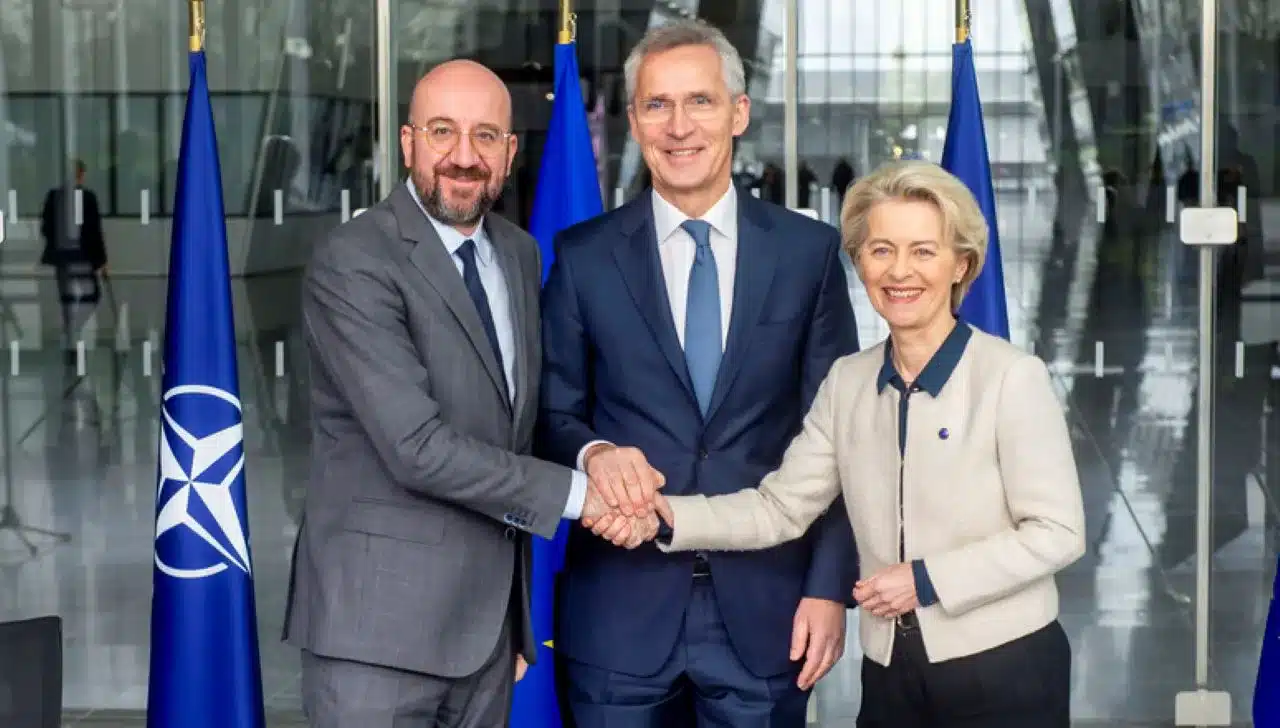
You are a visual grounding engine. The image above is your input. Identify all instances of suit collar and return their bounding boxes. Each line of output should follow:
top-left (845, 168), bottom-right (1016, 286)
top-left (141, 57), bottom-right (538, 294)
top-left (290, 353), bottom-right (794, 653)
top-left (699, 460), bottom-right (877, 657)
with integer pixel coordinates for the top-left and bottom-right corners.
top-left (703, 193), bottom-right (776, 421)
top-left (404, 180), bottom-right (495, 263)
top-left (650, 185), bottom-right (738, 245)
top-left (612, 186), bottom-right (778, 423)
top-left (391, 184), bottom-right (512, 410)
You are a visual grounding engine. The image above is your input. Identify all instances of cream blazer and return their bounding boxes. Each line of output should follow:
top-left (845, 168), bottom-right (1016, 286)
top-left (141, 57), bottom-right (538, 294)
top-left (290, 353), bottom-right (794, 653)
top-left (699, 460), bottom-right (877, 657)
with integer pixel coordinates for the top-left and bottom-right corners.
top-left (658, 328), bottom-right (1086, 665)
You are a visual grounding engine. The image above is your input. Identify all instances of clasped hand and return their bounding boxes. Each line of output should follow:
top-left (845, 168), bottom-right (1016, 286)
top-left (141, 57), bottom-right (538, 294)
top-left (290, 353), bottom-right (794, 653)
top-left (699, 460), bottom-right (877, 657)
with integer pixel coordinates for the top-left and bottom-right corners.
top-left (578, 444), bottom-right (673, 548)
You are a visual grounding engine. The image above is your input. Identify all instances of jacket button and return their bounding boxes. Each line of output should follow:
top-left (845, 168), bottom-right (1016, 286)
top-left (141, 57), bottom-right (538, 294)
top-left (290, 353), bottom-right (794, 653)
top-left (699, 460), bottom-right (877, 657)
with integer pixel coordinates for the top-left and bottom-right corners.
top-left (504, 527), bottom-right (517, 541)
top-left (699, 449), bottom-right (708, 459)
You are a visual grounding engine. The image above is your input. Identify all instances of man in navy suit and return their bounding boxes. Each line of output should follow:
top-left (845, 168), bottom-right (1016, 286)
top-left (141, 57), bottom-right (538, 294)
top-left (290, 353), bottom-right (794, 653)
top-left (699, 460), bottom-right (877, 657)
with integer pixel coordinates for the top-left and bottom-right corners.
top-left (537, 17), bottom-right (859, 728)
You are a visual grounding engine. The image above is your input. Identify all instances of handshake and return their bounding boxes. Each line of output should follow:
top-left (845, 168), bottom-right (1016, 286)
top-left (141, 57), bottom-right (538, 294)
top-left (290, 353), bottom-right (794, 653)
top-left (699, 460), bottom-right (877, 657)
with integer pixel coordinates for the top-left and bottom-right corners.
top-left (577, 443), bottom-right (674, 549)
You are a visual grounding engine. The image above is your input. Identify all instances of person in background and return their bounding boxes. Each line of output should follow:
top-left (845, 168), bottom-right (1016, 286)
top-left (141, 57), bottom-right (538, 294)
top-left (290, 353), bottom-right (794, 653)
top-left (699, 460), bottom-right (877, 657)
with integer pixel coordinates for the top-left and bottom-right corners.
top-left (831, 157), bottom-right (854, 210)
top-left (635, 159), bottom-right (1087, 727)
top-left (40, 158), bottom-right (106, 365)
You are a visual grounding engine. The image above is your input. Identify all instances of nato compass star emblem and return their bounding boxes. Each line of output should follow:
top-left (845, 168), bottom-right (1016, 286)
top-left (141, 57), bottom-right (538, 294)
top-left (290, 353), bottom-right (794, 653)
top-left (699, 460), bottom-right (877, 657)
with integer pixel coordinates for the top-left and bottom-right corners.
top-left (154, 384), bottom-right (253, 580)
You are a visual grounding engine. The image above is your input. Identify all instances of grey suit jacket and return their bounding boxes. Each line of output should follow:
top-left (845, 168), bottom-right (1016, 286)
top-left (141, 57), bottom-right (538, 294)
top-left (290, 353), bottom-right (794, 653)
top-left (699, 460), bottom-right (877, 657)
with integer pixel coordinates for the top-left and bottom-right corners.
top-left (282, 184), bottom-right (574, 678)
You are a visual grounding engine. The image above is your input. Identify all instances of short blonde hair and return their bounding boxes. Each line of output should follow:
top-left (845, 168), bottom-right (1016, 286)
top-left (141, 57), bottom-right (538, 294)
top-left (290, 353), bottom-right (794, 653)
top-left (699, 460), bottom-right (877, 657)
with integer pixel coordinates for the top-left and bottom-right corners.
top-left (839, 160), bottom-right (989, 312)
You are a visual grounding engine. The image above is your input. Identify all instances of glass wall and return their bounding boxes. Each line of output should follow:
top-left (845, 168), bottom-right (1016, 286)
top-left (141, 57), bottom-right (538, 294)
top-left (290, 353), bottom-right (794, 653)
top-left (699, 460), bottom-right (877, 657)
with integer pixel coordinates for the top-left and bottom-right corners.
top-left (0, 0), bottom-right (1274, 724)
top-left (0, 0), bottom-right (378, 715)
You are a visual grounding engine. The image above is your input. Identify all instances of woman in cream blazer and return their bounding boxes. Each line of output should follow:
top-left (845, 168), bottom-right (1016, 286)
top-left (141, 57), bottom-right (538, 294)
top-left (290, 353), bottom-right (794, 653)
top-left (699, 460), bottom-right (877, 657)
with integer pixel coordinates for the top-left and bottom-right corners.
top-left (649, 160), bottom-right (1087, 727)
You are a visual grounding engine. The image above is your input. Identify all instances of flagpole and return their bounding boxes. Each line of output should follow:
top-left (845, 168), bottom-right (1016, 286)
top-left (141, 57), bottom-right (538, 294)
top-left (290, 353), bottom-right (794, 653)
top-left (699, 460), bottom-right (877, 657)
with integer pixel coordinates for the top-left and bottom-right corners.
top-left (955, 0), bottom-right (969, 43)
top-left (558, 0), bottom-right (574, 44)
top-left (188, 0), bottom-right (205, 53)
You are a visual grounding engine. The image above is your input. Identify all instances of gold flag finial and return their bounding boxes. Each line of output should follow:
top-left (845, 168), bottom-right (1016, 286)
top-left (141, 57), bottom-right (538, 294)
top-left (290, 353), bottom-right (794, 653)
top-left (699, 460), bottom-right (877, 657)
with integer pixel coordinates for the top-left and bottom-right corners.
top-left (558, 0), bottom-right (575, 44)
top-left (956, 0), bottom-right (970, 43)
top-left (189, 0), bottom-right (206, 52)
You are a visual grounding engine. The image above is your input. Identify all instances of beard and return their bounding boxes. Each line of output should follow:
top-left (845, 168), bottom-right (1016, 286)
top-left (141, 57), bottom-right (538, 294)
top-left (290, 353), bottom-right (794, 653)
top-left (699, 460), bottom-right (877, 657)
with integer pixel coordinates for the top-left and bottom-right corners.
top-left (412, 164), bottom-right (505, 227)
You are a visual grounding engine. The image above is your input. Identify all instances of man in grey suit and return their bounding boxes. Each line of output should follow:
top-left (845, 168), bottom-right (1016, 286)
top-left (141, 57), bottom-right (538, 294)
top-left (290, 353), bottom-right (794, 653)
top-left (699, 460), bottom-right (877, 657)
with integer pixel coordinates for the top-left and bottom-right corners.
top-left (282, 59), bottom-right (653, 727)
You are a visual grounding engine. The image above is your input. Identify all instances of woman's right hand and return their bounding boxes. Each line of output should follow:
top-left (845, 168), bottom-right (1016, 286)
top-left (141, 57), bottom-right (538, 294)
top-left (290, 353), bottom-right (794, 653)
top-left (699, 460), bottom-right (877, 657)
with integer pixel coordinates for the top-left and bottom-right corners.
top-left (652, 492), bottom-right (674, 528)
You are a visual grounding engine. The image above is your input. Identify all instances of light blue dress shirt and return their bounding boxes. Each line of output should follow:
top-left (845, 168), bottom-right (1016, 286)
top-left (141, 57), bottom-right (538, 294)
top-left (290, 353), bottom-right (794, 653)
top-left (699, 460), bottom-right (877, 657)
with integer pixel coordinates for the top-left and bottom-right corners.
top-left (406, 181), bottom-right (587, 521)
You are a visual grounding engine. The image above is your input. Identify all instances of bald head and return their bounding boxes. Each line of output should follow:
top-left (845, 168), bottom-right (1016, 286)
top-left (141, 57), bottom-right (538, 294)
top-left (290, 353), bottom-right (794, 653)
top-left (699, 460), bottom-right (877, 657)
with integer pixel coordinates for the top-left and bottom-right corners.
top-left (409, 59), bottom-right (512, 129)
top-left (399, 58), bottom-right (518, 235)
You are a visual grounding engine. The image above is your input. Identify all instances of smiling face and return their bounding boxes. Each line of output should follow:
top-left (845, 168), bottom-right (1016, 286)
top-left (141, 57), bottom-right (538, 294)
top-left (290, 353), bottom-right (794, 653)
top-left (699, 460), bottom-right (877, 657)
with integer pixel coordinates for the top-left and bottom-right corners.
top-left (400, 61), bottom-right (517, 234)
top-left (627, 43), bottom-right (749, 216)
top-left (856, 198), bottom-right (970, 334)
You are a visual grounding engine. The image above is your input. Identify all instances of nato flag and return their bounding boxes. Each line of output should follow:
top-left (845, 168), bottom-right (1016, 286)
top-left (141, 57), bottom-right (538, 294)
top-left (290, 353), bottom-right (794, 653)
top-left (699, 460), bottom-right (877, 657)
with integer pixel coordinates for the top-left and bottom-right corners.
top-left (940, 38), bottom-right (1011, 340)
top-left (146, 47), bottom-right (266, 728)
top-left (1255, 564), bottom-right (1280, 725)
top-left (513, 39), bottom-right (602, 728)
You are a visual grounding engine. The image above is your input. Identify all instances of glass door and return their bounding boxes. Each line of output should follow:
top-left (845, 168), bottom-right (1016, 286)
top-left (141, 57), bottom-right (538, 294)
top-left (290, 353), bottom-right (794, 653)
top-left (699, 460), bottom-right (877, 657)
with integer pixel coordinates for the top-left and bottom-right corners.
top-left (1183, 0), bottom-right (1280, 722)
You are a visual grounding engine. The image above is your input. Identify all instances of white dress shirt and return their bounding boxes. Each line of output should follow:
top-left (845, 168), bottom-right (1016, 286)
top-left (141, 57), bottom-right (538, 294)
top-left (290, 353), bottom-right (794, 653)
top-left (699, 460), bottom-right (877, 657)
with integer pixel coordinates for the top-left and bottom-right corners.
top-left (576, 185), bottom-right (740, 469)
top-left (407, 182), bottom-right (516, 397)
top-left (651, 185), bottom-right (738, 350)
top-left (406, 182), bottom-right (587, 519)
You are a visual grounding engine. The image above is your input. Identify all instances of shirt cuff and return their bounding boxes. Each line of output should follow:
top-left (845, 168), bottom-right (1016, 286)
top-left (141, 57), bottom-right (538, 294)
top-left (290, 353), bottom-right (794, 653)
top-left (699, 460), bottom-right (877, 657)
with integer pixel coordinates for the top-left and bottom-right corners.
top-left (912, 558), bottom-right (939, 607)
top-left (562, 469), bottom-right (589, 520)
top-left (576, 439), bottom-right (613, 471)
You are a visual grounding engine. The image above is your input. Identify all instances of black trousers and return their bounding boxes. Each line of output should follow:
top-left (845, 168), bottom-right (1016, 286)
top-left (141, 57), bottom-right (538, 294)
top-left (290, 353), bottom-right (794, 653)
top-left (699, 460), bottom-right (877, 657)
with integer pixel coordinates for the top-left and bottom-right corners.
top-left (857, 619), bottom-right (1071, 728)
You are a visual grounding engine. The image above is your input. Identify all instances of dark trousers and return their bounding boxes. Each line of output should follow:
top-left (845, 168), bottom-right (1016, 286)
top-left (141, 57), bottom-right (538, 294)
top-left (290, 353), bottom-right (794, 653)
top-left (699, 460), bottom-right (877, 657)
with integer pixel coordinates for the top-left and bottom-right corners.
top-left (857, 619), bottom-right (1071, 728)
top-left (565, 577), bottom-right (809, 728)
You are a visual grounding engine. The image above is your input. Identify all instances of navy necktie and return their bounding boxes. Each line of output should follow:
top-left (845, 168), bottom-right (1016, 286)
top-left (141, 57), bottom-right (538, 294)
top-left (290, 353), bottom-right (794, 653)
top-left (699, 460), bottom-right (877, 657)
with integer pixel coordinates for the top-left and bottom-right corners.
top-left (681, 219), bottom-right (722, 415)
top-left (456, 239), bottom-right (504, 374)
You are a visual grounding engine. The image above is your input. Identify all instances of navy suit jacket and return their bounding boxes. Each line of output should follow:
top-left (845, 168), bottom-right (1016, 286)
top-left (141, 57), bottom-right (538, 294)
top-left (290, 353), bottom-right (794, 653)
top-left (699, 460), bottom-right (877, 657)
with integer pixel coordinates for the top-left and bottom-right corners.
top-left (537, 188), bottom-right (860, 678)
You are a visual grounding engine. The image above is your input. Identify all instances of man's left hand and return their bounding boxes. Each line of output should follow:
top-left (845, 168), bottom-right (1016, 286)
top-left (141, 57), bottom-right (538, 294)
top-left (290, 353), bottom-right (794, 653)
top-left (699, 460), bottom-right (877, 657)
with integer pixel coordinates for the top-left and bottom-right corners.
top-left (515, 654), bottom-right (528, 682)
top-left (790, 597), bottom-right (846, 690)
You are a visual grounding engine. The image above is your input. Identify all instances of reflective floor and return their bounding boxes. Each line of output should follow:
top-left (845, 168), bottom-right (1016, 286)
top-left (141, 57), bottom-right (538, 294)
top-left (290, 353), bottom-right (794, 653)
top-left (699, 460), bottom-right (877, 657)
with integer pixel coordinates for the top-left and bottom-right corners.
top-left (0, 190), bottom-right (1276, 726)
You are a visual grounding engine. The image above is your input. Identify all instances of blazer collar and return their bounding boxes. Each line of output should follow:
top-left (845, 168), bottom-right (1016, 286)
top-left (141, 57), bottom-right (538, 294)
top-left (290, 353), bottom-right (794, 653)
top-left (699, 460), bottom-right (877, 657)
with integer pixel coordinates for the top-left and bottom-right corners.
top-left (878, 320), bottom-right (973, 396)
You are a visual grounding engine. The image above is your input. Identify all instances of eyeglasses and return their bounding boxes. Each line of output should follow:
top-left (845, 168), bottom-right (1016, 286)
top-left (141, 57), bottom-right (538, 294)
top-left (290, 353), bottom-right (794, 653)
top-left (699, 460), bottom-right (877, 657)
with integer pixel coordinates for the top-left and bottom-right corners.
top-left (631, 94), bottom-right (735, 124)
top-left (405, 122), bottom-right (513, 155)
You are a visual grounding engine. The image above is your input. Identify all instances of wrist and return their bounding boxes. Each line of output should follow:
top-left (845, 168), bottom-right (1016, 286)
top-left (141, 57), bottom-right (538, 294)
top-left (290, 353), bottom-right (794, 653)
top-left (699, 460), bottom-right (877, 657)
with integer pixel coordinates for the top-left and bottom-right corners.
top-left (582, 442), bottom-right (616, 471)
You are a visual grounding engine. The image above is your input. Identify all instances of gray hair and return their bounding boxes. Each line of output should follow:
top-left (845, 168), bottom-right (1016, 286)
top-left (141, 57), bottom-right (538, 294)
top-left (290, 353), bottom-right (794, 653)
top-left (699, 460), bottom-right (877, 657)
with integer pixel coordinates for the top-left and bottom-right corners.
top-left (840, 160), bottom-right (989, 312)
top-left (623, 18), bottom-right (747, 102)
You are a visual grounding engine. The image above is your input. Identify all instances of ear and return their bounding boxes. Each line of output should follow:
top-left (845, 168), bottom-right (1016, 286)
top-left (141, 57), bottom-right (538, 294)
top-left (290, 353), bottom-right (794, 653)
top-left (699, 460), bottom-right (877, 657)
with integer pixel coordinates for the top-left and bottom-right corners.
top-left (955, 251), bottom-right (972, 283)
top-left (505, 133), bottom-right (519, 176)
top-left (731, 94), bottom-right (750, 138)
top-left (399, 125), bottom-right (414, 169)
top-left (627, 104), bottom-right (642, 145)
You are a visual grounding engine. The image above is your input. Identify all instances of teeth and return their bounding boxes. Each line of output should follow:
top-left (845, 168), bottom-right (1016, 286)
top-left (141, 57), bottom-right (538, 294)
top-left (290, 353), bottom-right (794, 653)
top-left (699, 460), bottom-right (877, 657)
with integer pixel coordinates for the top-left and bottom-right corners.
top-left (886, 290), bottom-right (921, 299)
top-left (669, 150), bottom-right (698, 156)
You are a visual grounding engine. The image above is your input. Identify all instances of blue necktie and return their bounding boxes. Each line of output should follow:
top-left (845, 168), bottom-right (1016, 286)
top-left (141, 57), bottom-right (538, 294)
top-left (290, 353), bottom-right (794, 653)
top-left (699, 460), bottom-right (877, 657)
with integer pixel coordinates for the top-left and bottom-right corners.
top-left (681, 219), bottom-right (722, 415)
top-left (456, 239), bottom-right (505, 375)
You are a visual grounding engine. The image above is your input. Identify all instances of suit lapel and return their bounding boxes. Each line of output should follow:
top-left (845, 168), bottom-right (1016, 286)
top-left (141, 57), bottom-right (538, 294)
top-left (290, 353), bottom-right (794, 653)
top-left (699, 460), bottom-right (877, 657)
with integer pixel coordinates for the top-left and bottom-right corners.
top-left (704, 196), bottom-right (777, 423)
top-left (394, 187), bottom-right (511, 408)
top-left (612, 200), bottom-right (697, 402)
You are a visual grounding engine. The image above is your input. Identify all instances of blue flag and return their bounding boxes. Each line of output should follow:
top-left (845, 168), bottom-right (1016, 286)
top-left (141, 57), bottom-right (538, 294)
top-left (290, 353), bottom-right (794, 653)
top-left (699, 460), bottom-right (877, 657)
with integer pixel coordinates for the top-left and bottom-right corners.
top-left (147, 48), bottom-right (266, 728)
top-left (528, 42), bottom-right (604, 284)
top-left (940, 38), bottom-right (1011, 340)
top-left (513, 39), bottom-right (602, 728)
top-left (1256, 566), bottom-right (1280, 724)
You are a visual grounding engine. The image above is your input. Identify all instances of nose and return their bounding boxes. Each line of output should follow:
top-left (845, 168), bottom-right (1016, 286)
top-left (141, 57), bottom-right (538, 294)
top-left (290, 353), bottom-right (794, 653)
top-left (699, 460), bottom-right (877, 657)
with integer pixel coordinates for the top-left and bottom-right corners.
top-left (665, 105), bottom-right (695, 138)
top-left (888, 252), bottom-right (913, 280)
top-left (450, 133), bottom-right (479, 167)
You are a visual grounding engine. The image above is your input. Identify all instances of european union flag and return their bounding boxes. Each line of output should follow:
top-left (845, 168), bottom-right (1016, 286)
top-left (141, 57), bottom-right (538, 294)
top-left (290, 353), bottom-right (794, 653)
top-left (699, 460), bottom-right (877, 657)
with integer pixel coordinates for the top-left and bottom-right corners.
top-left (941, 38), bottom-right (1011, 340)
top-left (528, 42), bottom-right (604, 284)
top-left (1255, 564), bottom-right (1280, 724)
top-left (514, 38), bottom-right (602, 728)
top-left (146, 41), bottom-right (266, 728)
